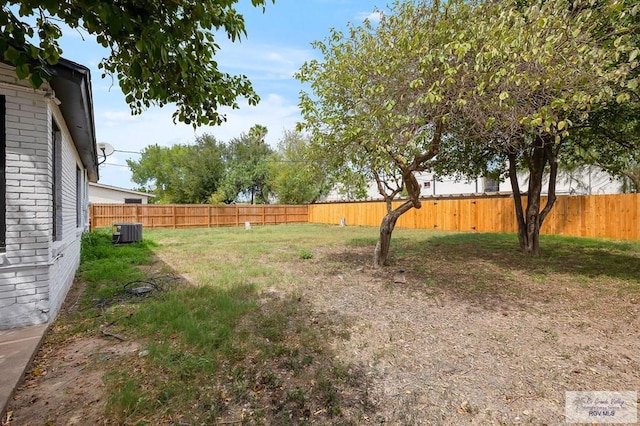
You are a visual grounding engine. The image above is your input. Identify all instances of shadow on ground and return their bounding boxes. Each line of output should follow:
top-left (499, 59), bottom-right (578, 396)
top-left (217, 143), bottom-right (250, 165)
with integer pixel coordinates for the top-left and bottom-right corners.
top-left (325, 232), bottom-right (640, 312)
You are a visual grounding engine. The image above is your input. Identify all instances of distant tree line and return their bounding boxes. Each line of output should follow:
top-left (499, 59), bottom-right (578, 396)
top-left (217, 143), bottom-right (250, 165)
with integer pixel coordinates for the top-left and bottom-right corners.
top-left (127, 125), bottom-right (333, 205)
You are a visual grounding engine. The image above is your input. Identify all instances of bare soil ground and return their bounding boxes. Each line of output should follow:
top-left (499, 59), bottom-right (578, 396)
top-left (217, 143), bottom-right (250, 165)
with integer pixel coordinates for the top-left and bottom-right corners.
top-left (298, 246), bottom-right (640, 424)
top-left (5, 241), bottom-right (640, 425)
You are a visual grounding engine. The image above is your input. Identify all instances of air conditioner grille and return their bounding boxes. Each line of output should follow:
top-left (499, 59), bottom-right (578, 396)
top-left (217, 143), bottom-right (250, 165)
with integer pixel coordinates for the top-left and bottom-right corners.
top-left (112, 223), bottom-right (143, 244)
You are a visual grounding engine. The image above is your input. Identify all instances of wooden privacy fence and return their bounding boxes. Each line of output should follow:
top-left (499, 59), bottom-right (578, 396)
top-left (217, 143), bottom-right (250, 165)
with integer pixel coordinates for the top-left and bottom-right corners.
top-left (91, 193), bottom-right (640, 241)
top-left (90, 204), bottom-right (308, 229)
top-left (308, 193), bottom-right (640, 241)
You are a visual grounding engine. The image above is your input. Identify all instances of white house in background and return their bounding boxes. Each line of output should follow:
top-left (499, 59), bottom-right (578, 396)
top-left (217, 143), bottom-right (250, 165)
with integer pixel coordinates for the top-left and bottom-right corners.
top-left (408, 167), bottom-right (621, 198)
top-left (89, 182), bottom-right (154, 204)
top-left (324, 167), bottom-right (622, 202)
top-left (0, 59), bottom-right (98, 329)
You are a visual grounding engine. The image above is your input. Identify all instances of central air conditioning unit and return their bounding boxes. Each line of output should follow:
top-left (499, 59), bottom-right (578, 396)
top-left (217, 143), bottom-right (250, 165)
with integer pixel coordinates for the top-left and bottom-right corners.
top-left (112, 223), bottom-right (143, 244)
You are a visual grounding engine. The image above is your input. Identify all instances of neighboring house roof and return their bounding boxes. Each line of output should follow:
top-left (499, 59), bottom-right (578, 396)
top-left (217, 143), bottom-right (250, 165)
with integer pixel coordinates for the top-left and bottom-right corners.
top-left (48, 58), bottom-right (98, 182)
top-left (89, 182), bottom-right (155, 198)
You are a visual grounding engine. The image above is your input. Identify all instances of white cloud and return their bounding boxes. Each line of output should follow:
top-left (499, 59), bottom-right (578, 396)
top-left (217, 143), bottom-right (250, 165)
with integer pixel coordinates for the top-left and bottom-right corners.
top-left (101, 110), bottom-right (140, 125)
top-left (355, 11), bottom-right (382, 23)
top-left (205, 94), bottom-right (301, 145)
top-left (216, 42), bottom-right (315, 79)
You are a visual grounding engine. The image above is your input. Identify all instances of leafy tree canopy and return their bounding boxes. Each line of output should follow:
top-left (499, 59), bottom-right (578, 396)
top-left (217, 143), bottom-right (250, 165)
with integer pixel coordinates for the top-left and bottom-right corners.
top-left (563, 101), bottom-right (640, 192)
top-left (0, 0), bottom-right (274, 126)
top-left (297, 0), bottom-right (479, 265)
top-left (268, 130), bottom-right (333, 204)
top-left (560, 1), bottom-right (640, 192)
top-left (297, 0), bottom-right (639, 263)
top-left (216, 124), bottom-right (274, 204)
top-left (128, 134), bottom-right (226, 204)
top-left (434, 0), bottom-right (638, 254)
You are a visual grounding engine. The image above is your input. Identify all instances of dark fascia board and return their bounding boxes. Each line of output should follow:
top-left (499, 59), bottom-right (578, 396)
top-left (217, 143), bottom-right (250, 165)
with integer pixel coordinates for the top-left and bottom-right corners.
top-left (49, 58), bottom-right (99, 182)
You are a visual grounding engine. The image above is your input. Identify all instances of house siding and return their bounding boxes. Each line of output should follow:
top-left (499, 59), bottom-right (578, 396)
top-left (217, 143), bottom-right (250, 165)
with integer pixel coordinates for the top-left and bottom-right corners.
top-left (48, 105), bottom-right (85, 317)
top-left (0, 64), bottom-right (89, 329)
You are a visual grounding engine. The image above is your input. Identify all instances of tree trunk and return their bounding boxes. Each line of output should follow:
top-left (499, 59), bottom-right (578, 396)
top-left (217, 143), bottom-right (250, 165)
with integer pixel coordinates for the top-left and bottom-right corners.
top-left (369, 122), bottom-right (441, 267)
top-left (374, 211), bottom-right (400, 267)
top-left (372, 171), bottom-right (421, 267)
top-left (508, 152), bottom-right (527, 250)
top-left (522, 143), bottom-right (545, 255)
top-left (511, 136), bottom-right (559, 256)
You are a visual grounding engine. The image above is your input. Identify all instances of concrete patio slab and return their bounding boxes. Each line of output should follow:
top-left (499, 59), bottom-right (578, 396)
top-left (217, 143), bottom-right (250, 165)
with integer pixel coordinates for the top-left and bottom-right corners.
top-left (0, 324), bottom-right (48, 419)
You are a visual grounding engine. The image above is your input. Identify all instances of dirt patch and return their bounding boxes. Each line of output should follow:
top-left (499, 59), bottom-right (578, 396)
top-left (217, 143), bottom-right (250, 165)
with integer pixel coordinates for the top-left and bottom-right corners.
top-left (293, 245), bottom-right (640, 424)
top-left (8, 336), bottom-right (139, 426)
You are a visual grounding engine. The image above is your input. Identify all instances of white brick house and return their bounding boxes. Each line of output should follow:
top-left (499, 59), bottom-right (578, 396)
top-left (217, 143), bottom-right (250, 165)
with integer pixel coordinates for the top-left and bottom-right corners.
top-left (0, 59), bottom-right (98, 329)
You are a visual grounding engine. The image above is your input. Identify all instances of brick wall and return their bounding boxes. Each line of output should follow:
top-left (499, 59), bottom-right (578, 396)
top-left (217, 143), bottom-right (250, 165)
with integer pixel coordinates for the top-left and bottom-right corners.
top-left (48, 105), bottom-right (85, 317)
top-left (0, 64), bottom-right (87, 329)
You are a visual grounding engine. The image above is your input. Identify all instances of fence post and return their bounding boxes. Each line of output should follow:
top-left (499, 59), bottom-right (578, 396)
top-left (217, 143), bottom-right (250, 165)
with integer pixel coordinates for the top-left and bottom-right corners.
top-left (173, 205), bottom-right (177, 229)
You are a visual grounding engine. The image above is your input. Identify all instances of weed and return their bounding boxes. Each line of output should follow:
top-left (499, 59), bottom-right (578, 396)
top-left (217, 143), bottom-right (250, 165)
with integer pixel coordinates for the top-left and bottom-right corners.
top-left (317, 372), bottom-right (342, 416)
top-left (299, 248), bottom-right (314, 259)
top-left (106, 374), bottom-right (149, 421)
top-left (77, 229), bottom-right (155, 305)
top-left (285, 387), bottom-right (306, 407)
top-left (260, 371), bottom-right (280, 389)
top-left (424, 277), bottom-right (438, 287)
top-left (302, 354), bottom-right (314, 366)
top-left (336, 329), bottom-right (351, 340)
top-left (347, 237), bottom-right (377, 247)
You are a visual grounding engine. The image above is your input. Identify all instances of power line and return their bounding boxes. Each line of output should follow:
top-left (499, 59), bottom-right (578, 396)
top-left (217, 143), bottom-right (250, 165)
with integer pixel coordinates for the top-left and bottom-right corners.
top-left (111, 148), bottom-right (307, 162)
top-left (101, 162), bottom-right (131, 168)
top-left (114, 149), bottom-right (142, 154)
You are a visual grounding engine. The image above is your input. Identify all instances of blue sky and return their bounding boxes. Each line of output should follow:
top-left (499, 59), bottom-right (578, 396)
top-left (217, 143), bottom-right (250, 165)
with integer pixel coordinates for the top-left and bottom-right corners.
top-left (50, 0), bottom-right (386, 189)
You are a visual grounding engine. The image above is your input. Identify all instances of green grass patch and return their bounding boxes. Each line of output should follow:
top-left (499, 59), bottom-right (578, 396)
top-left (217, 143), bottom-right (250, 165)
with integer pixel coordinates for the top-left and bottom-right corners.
top-left (78, 229), bottom-right (156, 304)
top-left (346, 236), bottom-right (378, 247)
top-left (128, 284), bottom-right (256, 358)
top-left (70, 225), bottom-right (371, 424)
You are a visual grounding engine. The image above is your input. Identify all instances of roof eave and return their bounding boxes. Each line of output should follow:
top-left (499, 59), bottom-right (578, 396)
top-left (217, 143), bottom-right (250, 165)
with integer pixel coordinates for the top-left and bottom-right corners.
top-left (49, 58), bottom-right (99, 182)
